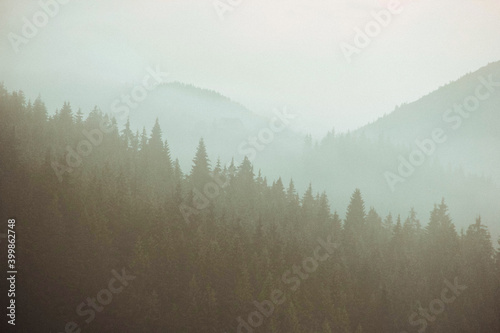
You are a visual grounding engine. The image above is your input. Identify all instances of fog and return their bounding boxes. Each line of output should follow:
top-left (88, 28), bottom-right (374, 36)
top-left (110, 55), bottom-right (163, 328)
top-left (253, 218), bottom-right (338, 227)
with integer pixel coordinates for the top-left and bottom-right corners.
top-left (1, 1), bottom-right (500, 332)
top-left (2, 0), bottom-right (500, 135)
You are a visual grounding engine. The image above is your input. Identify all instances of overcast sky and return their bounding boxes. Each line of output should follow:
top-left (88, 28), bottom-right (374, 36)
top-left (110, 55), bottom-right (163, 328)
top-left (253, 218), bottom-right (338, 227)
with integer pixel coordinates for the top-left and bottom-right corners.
top-left (1, 0), bottom-right (500, 136)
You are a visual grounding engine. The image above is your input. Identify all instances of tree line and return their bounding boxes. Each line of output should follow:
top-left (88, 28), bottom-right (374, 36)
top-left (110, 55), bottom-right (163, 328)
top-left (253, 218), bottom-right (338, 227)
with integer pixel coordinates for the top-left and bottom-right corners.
top-left (0, 86), bottom-right (499, 332)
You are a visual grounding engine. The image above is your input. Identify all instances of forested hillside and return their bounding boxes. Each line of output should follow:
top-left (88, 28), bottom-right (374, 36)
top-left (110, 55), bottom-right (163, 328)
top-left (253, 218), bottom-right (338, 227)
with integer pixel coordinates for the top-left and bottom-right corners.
top-left (299, 129), bottom-right (500, 243)
top-left (124, 81), bottom-right (303, 174)
top-left (356, 61), bottom-right (500, 182)
top-left (114, 65), bottom-right (500, 242)
top-left (294, 63), bottom-right (500, 241)
top-left (0, 86), bottom-right (499, 332)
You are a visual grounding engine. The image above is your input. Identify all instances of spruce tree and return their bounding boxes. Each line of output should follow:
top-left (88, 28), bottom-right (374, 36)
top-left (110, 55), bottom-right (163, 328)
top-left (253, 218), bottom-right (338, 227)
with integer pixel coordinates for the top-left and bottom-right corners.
top-left (190, 138), bottom-right (211, 190)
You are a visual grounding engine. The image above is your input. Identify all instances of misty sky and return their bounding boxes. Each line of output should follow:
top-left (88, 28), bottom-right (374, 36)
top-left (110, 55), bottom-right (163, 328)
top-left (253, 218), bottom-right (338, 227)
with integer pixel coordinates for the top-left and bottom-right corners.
top-left (1, 0), bottom-right (500, 136)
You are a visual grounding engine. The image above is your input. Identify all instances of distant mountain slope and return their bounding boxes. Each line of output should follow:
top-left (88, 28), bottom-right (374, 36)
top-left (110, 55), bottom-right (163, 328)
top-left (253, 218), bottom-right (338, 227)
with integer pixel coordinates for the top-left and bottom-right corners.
top-left (124, 70), bottom-right (500, 242)
top-left (155, 81), bottom-right (252, 115)
top-left (356, 60), bottom-right (500, 182)
top-left (127, 81), bottom-right (302, 175)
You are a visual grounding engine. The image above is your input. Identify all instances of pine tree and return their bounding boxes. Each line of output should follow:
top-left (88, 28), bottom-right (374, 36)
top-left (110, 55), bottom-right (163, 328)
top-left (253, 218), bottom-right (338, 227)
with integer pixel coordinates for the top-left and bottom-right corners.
top-left (461, 217), bottom-right (498, 331)
top-left (33, 95), bottom-right (48, 123)
top-left (343, 189), bottom-right (366, 264)
top-left (75, 108), bottom-right (84, 127)
top-left (301, 183), bottom-right (315, 222)
top-left (424, 199), bottom-right (460, 293)
top-left (58, 101), bottom-right (73, 126)
top-left (190, 138), bottom-right (211, 190)
top-left (121, 118), bottom-right (134, 148)
top-left (149, 118), bottom-right (163, 153)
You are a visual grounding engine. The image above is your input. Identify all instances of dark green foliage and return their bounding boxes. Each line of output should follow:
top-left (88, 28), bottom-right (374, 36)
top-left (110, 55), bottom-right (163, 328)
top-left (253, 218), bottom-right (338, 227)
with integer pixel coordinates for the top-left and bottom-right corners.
top-left (0, 89), bottom-right (498, 332)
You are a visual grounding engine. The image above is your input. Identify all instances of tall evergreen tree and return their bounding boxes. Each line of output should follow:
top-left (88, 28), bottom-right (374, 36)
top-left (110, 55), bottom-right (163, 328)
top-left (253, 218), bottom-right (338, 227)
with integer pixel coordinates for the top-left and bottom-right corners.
top-left (190, 138), bottom-right (211, 190)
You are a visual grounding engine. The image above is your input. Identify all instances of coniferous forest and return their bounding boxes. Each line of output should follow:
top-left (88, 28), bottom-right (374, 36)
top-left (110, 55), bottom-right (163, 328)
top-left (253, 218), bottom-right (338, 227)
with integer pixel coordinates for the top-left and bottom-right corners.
top-left (1, 86), bottom-right (499, 333)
